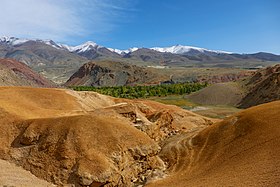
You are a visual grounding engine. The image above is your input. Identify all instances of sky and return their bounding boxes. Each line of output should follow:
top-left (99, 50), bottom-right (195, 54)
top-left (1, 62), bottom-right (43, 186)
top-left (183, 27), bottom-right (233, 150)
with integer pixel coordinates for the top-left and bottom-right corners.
top-left (0, 0), bottom-right (279, 54)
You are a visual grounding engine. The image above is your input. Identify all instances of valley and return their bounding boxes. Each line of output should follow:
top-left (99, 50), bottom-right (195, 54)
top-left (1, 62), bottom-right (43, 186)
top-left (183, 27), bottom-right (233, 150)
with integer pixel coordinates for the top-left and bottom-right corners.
top-left (1, 0), bottom-right (279, 186)
top-left (148, 95), bottom-right (242, 119)
top-left (0, 37), bottom-right (279, 187)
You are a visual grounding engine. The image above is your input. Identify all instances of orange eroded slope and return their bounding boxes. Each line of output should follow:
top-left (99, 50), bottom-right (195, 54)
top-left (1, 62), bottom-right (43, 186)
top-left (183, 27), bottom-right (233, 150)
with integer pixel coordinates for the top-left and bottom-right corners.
top-left (0, 86), bottom-right (213, 186)
top-left (148, 101), bottom-right (280, 186)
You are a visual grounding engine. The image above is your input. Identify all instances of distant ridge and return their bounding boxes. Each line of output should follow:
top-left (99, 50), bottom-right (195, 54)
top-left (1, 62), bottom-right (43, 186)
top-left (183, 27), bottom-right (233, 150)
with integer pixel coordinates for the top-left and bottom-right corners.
top-left (1, 36), bottom-right (280, 84)
top-left (0, 36), bottom-right (245, 55)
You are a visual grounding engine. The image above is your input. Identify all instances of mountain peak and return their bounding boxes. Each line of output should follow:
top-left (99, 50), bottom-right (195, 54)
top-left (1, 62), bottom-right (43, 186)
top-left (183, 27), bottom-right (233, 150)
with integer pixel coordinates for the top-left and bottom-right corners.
top-left (66, 41), bottom-right (100, 53)
top-left (84, 41), bottom-right (98, 46)
top-left (0, 36), bottom-right (62, 49)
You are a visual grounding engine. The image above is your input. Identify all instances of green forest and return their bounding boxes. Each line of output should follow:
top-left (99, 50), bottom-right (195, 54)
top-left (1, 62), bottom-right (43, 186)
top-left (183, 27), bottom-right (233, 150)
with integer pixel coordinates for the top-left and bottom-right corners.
top-left (71, 82), bottom-right (208, 99)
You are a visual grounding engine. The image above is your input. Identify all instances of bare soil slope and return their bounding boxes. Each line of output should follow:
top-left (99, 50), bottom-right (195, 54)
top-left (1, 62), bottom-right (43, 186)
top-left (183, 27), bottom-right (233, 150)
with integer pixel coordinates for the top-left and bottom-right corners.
top-left (186, 82), bottom-right (245, 106)
top-left (0, 87), bottom-right (213, 186)
top-left (0, 58), bottom-right (55, 87)
top-left (148, 101), bottom-right (280, 187)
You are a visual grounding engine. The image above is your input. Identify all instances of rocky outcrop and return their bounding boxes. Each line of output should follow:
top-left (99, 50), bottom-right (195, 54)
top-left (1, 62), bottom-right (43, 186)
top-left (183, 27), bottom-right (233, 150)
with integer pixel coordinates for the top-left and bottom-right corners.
top-left (238, 64), bottom-right (280, 108)
top-left (65, 61), bottom-right (161, 87)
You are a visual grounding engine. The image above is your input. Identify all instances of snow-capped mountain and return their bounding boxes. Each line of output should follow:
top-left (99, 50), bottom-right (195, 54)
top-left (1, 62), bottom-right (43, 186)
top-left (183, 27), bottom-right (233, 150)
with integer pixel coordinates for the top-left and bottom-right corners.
top-left (0, 36), bottom-right (103, 54)
top-left (0, 36), bottom-right (64, 50)
top-left (108, 47), bottom-right (139, 55)
top-left (151, 45), bottom-right (232, 55)
top-left (108, 45), bottom-right (233, 56)
top-left (4, 36), bottom-right (279, 62)
top-left (0, 36), bottom-right (29, 46)
top-left (0, 36), bottom-right (233, 56)
top-left (62, 41), bottom-right (102, 53)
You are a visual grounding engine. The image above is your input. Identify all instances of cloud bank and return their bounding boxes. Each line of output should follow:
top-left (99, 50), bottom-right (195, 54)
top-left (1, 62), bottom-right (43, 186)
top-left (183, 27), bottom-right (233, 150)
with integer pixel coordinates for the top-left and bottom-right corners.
top-left (0, 0), bottom-right (135, 42)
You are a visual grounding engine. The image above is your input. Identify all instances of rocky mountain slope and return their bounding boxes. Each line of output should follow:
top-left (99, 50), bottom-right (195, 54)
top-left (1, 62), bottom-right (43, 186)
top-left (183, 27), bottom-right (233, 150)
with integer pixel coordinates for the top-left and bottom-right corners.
top-left (187, 64), bottom-right (280, 108)
top-left (65, 60), bottom-right (254, 87)
top-left (0, 87), bottom-right (279, 186)
top-left (0, 37), bottom-right (89, 84)
top-left (238, 64), bottom-right (280, 108)
top-left (64, 60), bottom-right (167, 87)
top-left (0, 58), bottom-right (55, 87)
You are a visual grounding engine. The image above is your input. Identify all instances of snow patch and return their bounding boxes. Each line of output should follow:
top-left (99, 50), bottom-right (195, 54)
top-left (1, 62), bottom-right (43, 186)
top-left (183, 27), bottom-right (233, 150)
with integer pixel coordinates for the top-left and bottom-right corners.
top-left (0, 36), bottom-right (29, 46)
top-left (108, 47), bottom-right (139, 55)
top-left (108, 48), bottom-right (124, 55)
top-left (68, 41), bottom-right (99, 53)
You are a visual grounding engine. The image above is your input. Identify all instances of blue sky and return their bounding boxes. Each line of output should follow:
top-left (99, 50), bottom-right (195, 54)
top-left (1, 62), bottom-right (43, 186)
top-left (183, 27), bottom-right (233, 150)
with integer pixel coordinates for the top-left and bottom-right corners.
top-left (1, 0), bottom-right (279, 54)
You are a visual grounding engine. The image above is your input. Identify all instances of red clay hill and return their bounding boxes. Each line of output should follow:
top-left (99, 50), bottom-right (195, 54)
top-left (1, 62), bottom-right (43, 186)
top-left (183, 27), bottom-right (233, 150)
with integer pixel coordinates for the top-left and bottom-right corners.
top-left (0, 58), bottom-right (55, 87)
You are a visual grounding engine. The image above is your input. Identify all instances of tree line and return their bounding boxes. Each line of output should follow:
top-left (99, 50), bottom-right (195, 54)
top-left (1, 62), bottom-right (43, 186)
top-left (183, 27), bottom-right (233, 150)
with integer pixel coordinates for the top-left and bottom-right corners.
top-left (71, 82), bottom-right (208, 99)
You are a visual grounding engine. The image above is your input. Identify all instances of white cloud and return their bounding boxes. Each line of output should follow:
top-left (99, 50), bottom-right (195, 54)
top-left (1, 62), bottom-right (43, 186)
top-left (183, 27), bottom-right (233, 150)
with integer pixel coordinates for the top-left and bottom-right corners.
top-left (0, 0), bottom-right (135, 42)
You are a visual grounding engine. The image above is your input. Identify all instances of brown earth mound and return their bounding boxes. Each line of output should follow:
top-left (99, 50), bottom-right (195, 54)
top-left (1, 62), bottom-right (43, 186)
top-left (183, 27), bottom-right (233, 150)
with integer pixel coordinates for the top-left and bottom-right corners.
top-left (0, 87), bottom-right (213, 186)
top-left (0, 58), bottom-right (55, 87)
top-left (187, 82), bottom-right (245, 106)
top-left (147, 101), bottom-right (280, 187)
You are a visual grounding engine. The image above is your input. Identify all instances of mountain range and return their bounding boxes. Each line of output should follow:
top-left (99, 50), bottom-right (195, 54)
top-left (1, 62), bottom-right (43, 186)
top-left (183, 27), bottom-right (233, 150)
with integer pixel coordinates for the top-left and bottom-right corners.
top-left (0, 36), bottom-right (232, 55)
top-left (1, 36), bottom-right (280, 84)
top-left (2, 36), bottom-right (280, 59)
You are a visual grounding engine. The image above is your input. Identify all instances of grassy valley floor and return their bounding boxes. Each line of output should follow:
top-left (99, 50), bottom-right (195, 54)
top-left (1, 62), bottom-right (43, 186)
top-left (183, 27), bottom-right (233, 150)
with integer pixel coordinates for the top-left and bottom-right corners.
top-left (148, 95), bottom-right (242, 119)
